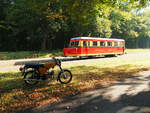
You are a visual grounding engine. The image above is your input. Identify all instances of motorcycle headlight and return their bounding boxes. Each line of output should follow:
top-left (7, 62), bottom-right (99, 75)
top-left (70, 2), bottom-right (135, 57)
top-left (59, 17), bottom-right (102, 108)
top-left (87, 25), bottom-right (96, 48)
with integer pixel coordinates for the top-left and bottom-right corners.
top-left (19, 67), bottom-right (23, 71)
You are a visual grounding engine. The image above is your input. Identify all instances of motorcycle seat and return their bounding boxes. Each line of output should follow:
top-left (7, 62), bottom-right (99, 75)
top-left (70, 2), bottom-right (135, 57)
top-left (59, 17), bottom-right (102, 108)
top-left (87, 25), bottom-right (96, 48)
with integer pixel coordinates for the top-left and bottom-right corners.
top-left (25, 63), bottom-right (44, 68)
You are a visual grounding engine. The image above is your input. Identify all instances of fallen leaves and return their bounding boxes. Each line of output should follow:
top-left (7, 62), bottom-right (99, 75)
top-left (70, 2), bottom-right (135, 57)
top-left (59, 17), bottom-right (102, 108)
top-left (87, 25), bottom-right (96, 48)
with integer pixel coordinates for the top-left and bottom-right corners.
top-left (1, 65), bottom-right (150, 113)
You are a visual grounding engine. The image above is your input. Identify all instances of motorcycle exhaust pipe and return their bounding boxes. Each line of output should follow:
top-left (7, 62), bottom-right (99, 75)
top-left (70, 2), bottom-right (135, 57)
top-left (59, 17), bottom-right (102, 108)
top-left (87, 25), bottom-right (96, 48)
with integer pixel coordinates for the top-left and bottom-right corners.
top-left (24, 78), bottom-right (53, 82)
top-left (24, 78), bottom-right (43, 81)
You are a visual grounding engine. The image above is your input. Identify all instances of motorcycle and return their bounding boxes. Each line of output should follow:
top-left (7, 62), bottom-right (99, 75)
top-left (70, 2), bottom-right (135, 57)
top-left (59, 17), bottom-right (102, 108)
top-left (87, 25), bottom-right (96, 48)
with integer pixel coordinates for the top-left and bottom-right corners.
top-left (19, 57), bottom-right (72, 86)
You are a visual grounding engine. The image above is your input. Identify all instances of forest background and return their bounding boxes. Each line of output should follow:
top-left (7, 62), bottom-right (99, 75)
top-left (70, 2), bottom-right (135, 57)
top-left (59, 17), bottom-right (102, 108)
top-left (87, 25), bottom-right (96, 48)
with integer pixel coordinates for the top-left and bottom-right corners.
top-left (1, 0), bottom-right (150, 51)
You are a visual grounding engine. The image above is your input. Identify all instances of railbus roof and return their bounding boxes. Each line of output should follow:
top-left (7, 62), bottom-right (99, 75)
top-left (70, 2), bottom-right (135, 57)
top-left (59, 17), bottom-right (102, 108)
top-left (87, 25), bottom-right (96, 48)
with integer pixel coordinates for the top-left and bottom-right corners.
top-left (71, 37), bottom-right (124, 41)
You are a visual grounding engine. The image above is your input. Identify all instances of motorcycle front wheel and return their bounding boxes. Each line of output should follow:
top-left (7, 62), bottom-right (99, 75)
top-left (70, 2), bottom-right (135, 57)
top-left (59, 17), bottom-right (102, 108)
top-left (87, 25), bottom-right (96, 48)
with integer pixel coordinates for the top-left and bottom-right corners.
top-left (24, 71), bottom-right (39, 86)
top-left (58, 69), bottom-right (72, 84)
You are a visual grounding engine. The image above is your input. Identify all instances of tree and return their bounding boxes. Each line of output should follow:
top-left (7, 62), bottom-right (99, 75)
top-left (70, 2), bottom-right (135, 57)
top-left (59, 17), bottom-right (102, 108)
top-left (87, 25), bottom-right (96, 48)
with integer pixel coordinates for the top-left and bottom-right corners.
top-left (1, 0), bottom-right (150, 51)
top-left (6, 0), bottom-right (67, 50)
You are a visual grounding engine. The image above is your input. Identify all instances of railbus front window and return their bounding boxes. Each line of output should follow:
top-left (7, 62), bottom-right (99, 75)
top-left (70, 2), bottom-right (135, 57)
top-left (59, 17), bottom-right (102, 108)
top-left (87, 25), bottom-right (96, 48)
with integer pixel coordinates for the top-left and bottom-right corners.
top-left (75, 41), bottom-right (79, 47)
top-left (120, 42), bottom-right (125, 47)
top-left (69, 41), bottom-right (79, 47)
top-left (70, 41), bottom-right (74, 47)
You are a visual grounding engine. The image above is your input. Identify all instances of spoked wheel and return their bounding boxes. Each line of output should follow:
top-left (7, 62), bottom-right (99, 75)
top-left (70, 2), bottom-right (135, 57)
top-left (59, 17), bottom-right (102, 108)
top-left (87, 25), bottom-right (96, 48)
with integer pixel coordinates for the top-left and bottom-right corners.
top-left (58, 69), bottom-right (72, 84)
top-left (24, 71), bottom-right (39, 86)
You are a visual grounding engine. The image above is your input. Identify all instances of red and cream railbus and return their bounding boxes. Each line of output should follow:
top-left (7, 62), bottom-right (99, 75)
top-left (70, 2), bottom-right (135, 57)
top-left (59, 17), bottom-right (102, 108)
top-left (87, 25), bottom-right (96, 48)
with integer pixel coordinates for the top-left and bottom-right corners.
top-left (63, 37), bottom-right (125, 57)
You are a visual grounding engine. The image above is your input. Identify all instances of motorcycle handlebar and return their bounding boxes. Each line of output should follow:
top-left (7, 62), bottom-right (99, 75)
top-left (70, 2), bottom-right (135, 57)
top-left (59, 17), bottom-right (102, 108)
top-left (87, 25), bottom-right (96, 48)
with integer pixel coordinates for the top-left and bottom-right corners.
top-left (52, 57), bottom-right (61, 66)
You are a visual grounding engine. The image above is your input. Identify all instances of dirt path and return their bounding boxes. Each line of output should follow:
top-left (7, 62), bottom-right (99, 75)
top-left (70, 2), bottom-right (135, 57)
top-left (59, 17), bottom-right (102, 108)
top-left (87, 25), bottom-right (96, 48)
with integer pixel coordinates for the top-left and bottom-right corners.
top-left (19, 70), bottom-right (150, 113)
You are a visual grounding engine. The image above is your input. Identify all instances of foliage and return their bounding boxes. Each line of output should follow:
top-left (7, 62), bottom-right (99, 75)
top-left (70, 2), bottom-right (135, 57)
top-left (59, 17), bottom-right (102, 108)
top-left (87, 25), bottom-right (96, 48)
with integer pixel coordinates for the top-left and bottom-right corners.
top-left (0, 0), bottom-right (150, 51)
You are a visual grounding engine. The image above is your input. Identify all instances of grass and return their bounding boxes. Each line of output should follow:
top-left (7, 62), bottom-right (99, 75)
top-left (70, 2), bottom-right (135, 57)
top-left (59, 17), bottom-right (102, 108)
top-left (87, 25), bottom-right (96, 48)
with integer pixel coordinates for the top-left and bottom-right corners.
top-left (125, 48), bottom-right (150, 53)
top-left (0, 50), bottom-right (63, 60)
top-left (1, 49), bottom-right (150, 112)
top-left (1, 57), bottom-right (150, 112)
top-left (0, 48), bottom-right (150, 60)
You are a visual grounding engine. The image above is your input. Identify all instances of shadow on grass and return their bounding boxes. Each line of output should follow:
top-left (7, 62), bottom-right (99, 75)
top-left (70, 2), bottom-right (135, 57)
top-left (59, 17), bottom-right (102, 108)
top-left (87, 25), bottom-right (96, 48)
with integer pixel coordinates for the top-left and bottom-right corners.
top-left (19, 67), bottom-right (150, 113)
top-left (0, 64), bottom-right (150, 113)
top-left (70, 64), bottom-right (150, 84)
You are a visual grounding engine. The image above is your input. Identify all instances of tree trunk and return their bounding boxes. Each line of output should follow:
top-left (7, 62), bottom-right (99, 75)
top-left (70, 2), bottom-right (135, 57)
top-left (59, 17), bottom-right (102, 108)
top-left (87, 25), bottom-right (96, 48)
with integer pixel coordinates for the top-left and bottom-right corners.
top-left (41, 23), bottom-right (49, 50)
top-left (41, 35), bottom-right (47, 50)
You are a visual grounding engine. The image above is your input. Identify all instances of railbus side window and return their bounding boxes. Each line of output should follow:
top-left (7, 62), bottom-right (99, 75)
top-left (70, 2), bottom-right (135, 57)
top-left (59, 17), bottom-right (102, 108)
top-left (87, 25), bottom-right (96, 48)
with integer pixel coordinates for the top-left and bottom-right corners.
top-left (107, 42), bottom-right (112, 47)
top-left (100, 41), bottom-right (105, 47)
top-left (114, 42), bottom-right (118, 47)
top-left (93, 41), bottom-right (97, 47)
top-left (83, 41), bottom-right (87, 47)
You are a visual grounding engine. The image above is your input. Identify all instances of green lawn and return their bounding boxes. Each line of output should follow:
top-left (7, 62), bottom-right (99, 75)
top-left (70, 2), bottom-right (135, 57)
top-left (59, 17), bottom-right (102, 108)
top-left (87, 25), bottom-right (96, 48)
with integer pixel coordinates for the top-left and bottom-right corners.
top-left (0, 50), bottom-right (62, 60)
top-left (125, 48), bottom-right (150, 53)
top-left (0, 49), bottom-right (150, 60)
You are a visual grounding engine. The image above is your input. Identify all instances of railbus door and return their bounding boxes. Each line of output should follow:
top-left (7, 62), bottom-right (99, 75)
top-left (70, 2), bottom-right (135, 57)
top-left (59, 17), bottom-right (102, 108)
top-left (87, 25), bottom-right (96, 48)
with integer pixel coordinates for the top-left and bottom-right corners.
top-left (82, 41), bottom-right (88, 56)
top-left (86, 41), bottom-right (90, 56)
top-left (118, 41), bottom-right (123, 54)
top-left (80, 41), bottom-right (90, 56)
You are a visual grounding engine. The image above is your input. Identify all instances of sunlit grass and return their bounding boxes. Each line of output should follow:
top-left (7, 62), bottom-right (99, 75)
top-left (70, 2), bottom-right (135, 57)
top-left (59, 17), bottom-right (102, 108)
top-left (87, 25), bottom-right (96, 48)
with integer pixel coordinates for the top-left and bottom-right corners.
top-left (0, 50), bottom-right (62, 60)
top-left (126, 49), bottom-right (150, 53)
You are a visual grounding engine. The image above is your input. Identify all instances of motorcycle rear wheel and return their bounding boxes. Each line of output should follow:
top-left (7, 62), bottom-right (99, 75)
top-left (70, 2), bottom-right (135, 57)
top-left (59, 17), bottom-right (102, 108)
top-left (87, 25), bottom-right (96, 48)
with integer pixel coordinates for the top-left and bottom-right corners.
top-left (24, 71), bottom-right (39, 86)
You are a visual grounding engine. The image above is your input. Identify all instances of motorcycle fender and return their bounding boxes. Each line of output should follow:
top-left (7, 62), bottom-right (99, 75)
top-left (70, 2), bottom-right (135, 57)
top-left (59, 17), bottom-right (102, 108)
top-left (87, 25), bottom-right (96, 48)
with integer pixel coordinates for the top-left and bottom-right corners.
top-left (21, 67), bottom-right (26, 76)
top-left (21, 67), bottom-right (35, 76)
